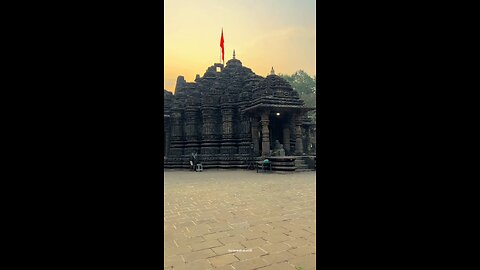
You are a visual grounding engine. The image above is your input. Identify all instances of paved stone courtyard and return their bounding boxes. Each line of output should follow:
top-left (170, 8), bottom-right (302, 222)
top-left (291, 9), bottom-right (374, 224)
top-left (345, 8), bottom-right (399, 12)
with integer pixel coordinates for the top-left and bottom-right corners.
top-left (164, 170), bottom-right (316, 270)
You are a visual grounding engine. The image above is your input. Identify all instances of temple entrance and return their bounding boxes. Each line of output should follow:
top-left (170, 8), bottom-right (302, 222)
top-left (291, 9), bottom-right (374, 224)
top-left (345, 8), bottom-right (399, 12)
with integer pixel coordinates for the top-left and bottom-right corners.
top-left (269, 112), bottom-right (286, 153)
top-left (252, 112), bottom-right (291, 156)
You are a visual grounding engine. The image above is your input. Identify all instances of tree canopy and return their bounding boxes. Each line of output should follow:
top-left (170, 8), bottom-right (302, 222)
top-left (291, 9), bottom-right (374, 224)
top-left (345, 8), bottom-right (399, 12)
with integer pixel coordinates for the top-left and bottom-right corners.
top-left (278, 70), bottom-right (316, 122)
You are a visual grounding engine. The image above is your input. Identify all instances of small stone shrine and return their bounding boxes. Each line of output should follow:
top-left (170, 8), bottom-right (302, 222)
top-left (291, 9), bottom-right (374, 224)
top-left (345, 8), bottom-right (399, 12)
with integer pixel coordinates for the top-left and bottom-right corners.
top-left (164, 51), bottom-right (315, 169)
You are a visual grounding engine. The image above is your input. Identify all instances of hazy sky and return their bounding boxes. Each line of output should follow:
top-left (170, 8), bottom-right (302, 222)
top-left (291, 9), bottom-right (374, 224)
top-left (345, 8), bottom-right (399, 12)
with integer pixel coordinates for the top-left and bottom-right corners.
top-left (164, 0), bottom-right (316, 93)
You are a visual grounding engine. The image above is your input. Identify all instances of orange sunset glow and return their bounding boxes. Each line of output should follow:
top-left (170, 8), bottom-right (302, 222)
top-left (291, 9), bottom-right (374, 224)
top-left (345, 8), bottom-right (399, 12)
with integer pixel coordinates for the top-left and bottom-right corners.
top-left (164, 0), bottom-right (316, 93)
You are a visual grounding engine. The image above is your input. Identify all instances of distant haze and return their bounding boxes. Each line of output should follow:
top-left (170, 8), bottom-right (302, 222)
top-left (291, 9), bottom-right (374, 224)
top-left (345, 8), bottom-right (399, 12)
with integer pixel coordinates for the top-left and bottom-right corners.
top-left (164, 0), bottom-right (316, 93)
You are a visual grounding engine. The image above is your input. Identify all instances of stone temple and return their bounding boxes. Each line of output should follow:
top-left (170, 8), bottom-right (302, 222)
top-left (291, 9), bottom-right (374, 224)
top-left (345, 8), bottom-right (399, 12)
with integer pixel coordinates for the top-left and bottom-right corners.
top-left (164, 51), bottom-right (316, 170)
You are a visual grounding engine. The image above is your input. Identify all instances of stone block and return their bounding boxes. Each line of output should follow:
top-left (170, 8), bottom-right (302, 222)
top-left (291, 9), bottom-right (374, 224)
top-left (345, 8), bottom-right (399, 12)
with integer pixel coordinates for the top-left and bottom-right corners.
top-left (231, 257), bottom-right (269, 270)
top-left (191, 239), bottom-right (223, 251)
top-left (208, 254), bottom-right (239, 268)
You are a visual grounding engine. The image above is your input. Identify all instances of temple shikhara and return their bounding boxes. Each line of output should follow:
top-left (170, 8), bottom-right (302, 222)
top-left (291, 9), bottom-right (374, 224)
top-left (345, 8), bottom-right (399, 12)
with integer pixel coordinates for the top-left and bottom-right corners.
top-left (164, 51), bottom-right (316, 170)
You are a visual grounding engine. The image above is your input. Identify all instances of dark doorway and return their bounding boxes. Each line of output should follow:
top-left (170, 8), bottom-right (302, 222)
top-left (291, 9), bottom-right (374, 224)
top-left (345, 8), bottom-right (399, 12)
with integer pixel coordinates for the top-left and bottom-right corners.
top-left (269, 113), bottom-right (284, 147)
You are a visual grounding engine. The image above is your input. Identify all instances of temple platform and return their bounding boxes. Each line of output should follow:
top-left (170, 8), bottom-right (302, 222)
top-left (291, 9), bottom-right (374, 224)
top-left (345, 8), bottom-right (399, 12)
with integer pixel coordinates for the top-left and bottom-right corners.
top-left (164, 155), bottom-right (316, 172)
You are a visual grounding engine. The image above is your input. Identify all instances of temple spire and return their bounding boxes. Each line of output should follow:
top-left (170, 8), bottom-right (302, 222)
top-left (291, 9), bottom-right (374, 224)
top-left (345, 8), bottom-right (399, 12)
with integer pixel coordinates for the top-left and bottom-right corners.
top-left (270, 67), bottom-right (275, 75)
top-left (233, 49), bottom-right (236, 59)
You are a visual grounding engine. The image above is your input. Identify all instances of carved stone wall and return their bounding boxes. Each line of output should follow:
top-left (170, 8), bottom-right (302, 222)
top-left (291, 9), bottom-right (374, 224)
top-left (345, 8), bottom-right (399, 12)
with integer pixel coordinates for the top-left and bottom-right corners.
top-left (164, 56), bottom-right (314, 168)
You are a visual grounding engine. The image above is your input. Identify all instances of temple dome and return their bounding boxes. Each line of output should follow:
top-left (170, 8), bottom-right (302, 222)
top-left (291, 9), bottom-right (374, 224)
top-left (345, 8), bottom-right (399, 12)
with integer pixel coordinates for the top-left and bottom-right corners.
top-left (264, 74), bottom-right (293, 88)
top-left (226, 58), bottom-right (242, 67)
top-left (226, 50), bottom-right (242, 67)
top-left (253, 74), bottom-right (299, 99)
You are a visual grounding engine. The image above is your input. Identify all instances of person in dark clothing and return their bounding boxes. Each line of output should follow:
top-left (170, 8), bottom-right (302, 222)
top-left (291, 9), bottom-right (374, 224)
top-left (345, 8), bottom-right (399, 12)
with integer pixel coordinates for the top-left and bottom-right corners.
top-left (190, 152), bottom-right (196, 171)
top-left (191, 152), bottom-right (198, 172)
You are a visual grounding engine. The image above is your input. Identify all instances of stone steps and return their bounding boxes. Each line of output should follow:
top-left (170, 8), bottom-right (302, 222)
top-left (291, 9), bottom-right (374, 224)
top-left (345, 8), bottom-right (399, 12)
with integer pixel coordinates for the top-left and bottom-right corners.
top-left (164, 155), bottom-right (317, 171)
top-left (294, 157), bottom-right (315, 171)
top-left (295, 160), bottom-right (308, 168)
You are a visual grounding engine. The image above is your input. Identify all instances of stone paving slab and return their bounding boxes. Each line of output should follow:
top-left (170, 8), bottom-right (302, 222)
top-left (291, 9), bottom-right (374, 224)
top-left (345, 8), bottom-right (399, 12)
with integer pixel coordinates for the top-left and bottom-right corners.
top-left (182, 249), bottom-right (216, 263)
top-left (207, 265), bottom-right (235, 270)
top-left (240, 238), bottom-right (268, 248)
top-left (288, 254), bottom-right (316, 270)
top-left (233, 247), bottom-right (267, 261)
top-left (258, 262), bottom-right (297, 270)
top-left (260, 250), bottom-right (296, 264)
top-left (231, 257), bottom-right (270, 270)
top-left (174, 258), bottom-right (212, 270)
top-left (190, 239), bottom-right (223, 251)
top-left (164, 170), bottom-right (316, 269)
top-left (164, 254), bottom-right (184, 268)
top-left (212, 242), bottom-right (246, 256)
top-left (209, 253), bottom-right (239, 268)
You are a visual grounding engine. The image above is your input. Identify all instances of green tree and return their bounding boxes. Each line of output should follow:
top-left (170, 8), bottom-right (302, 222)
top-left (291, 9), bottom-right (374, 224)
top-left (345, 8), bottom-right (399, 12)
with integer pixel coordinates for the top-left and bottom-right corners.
top-left (278, 70), bottom-right (316, 122)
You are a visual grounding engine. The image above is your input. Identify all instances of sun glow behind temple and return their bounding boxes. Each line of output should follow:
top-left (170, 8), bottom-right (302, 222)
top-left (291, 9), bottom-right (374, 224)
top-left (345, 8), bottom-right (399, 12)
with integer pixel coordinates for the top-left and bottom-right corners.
top-left (164, 0), bottom-right (316, 93)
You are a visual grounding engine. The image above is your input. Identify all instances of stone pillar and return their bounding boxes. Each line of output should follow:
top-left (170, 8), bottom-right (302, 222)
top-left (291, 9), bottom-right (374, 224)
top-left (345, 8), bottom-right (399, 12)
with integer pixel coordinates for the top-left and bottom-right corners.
top-left (283, 121), bottom-right (291, 156)
top-left (221, 105), bottom-right (236, 154)
top-left (305, 126), bottom-right (311, 154)
top-left (164, 119), bottom-right (171, 156)
top-left (312, 125), bottom-right (317, 154)
top-left (240, 112), bottom-right (250, 139)
top-left (237, 109), bottom-right (251, 155)
top-left (295, 115), bottom-right (304, 155)
top-left (260, 111), bottom-right (270, 156)
top-left (171, 112), bottom-right (183, 139)
top-left (251, 117), bottom-right (260, 156)
top-left (184, 108), bottom-right (199, 154)
top-left (289, 121), bottom-right (295, 154)
top-left (200, 107), bottom-right (218, 155)
top-left (185, 109), bottom-right (199, 141)
top-left (221, 107), bottom-right (234, 139)
top-left (170, 111), bottom-right (185, 156)
top-left (202, 108), bottom-right (215, 140)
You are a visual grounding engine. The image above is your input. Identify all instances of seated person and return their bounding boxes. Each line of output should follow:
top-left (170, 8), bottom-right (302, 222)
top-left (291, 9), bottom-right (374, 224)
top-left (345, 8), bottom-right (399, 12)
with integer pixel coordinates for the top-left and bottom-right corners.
top-left (271, 140), bottom-right (286, 156)
top-left (262, 158), bottom-right (271, 171)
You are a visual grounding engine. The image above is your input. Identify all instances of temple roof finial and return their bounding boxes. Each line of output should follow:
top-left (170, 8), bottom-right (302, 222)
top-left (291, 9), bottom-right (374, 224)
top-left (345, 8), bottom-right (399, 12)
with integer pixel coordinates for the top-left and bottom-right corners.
top-left (233, 49), bottom-right (236, 59)
top-left (270, 66), bottom-right (275, 75)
